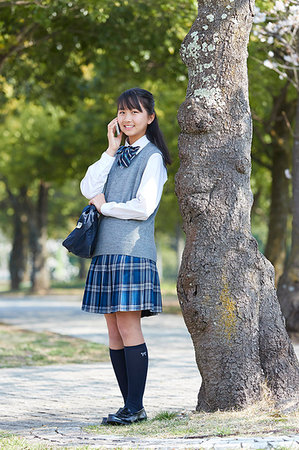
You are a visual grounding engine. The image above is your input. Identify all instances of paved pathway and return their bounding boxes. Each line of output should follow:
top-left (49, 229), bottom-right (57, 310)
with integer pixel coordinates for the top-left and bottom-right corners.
top-left (0, 294), bottom-right (299, 449)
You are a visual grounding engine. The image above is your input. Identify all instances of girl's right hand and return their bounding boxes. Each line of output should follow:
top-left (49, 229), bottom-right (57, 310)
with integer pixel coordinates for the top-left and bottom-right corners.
top-left (106, 118), bottom-right (123, 156)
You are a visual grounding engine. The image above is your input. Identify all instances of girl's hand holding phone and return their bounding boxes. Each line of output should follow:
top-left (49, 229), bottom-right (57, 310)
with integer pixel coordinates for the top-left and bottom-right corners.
top-left (106, 118), bottom-right (122, 156)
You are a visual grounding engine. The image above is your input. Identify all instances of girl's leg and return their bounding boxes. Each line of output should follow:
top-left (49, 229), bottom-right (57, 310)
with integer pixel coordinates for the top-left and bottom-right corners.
top-left (104, 313), bottom-right (128, 404)
top-left (116, 311), bottom-right (148, 413)
top-left (115, 311), bottom-right (144, 346)
top-left (105, 312), bottom-right (124, 349)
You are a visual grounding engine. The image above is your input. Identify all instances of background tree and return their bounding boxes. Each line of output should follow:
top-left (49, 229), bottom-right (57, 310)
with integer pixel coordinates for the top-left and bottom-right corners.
top-left (175, 0), bottom-right (299, 411)
top-left (248, 57), bottom-right (293, 283)
top-left (0, 100), bottom-right (68, 290)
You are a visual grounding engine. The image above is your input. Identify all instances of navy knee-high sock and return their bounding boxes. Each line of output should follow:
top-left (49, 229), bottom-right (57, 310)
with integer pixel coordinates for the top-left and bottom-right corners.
top-left (124, 343), bottom-right (148, 413)
top-left (109, 348), bottom-right (128, 404)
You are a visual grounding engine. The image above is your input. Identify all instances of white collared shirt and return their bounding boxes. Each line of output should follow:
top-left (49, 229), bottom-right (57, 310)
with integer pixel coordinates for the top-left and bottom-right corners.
top-left (80, 135), bottom-right (168, 220)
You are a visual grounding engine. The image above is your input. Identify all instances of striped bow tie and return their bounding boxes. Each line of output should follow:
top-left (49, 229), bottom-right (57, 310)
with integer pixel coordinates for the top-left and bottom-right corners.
top-left (117, 145), bottom-right (140, 168)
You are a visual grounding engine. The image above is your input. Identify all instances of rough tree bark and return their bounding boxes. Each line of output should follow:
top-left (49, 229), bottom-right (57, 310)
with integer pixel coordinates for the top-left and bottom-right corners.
top-left (277, 93), bottom-right (299, 332)
top-left (175, 0), bottom-right (299, 411)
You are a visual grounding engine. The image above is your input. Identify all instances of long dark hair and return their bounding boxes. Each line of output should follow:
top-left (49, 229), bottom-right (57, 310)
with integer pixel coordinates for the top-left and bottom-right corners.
top-left (117, 88), bottom-right (172, 165)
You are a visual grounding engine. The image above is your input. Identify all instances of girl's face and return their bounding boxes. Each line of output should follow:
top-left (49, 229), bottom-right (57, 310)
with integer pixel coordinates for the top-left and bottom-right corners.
top-left (117, 103), bottom-right (155, 144)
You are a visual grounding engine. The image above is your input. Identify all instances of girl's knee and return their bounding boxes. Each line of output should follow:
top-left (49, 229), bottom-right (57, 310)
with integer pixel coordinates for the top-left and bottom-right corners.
top-left (116, 312), bottom-right (144, 345)
top-left (116, 323), bottom-right (132, 342)
top-left (108, 330), bottom-right (124, 349)
top-left (105, 313), bottom-right (124, 348)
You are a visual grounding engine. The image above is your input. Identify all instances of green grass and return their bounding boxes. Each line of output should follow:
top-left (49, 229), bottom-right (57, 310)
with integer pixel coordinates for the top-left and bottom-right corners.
top-left (0, 323), bottom-right (109, 368)
top-left (85, 403), bottom-right (299, 439)
top-left (51, 280), bottom-right (86, 289)
top-left (153, 410), bottom-right (178, 420)
top-left (0, 432), bottom-right (53, 450)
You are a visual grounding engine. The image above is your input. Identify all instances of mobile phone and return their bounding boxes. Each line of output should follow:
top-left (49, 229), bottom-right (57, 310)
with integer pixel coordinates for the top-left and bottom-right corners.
top-left (115, 122), bottom-right (120, 136)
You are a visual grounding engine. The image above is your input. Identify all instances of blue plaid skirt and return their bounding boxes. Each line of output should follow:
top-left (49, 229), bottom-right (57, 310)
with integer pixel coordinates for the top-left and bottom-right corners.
top-left (82, 254), bottom-right (162, 317)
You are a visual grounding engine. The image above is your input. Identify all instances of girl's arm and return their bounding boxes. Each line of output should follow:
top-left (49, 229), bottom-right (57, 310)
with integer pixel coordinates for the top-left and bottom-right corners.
top-left (80, 153), bottom-right (114, 199)
top-left (80, 118), bottom-right (123, 199)
top-left (97, 153), bottom-right (167, 220)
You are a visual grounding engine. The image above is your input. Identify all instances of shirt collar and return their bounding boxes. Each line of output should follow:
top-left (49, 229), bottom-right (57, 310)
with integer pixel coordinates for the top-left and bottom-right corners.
top-left (124, 135), bottom-right (150, 153)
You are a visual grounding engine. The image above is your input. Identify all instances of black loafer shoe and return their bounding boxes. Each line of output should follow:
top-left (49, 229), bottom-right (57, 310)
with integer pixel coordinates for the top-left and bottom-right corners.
top-left (107, 407), bottom-right (147, 425)
top-left (101, 407), bottom-right (125, 425)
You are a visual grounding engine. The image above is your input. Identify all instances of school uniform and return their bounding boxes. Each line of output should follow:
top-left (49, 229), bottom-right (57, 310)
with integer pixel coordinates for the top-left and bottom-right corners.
top-left (80, 135), bottom-right (167, 318)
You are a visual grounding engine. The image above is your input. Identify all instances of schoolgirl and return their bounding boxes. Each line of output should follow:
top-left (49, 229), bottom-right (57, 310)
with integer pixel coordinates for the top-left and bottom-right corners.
top-left (80, 87), bottom-right (171, 425)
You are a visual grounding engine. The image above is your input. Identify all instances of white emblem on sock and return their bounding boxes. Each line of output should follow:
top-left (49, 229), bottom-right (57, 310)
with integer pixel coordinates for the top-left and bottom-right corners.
top-left (141, 352), bottom-right (147, 357)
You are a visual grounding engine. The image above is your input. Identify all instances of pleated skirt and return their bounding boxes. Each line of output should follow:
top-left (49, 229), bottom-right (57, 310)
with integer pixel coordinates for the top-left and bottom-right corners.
top-left (82, 254), bottom-right (162, 317)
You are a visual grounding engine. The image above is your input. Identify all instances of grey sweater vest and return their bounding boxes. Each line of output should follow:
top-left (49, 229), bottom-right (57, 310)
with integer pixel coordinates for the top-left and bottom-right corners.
top-left (92, 143), bottom-right (163, 262)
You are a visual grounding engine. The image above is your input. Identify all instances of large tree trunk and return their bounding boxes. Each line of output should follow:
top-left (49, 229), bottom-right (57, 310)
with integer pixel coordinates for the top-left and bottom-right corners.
top-left (175, 0), bottom-right (299, 411)
top-left (277, 93), bottom-right (299, 331)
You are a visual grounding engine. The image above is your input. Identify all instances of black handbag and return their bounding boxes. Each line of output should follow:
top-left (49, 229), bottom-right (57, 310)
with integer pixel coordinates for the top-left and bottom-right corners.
top-left (62, 204), bottom-right (99, 258)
